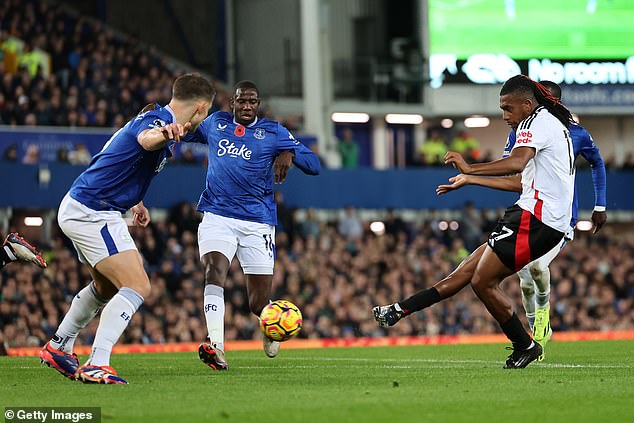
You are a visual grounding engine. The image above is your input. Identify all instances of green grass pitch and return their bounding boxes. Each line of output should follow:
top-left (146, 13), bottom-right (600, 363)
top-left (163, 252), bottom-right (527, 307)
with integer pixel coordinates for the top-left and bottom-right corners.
top-left (1, 341), bottom-right (633, 423)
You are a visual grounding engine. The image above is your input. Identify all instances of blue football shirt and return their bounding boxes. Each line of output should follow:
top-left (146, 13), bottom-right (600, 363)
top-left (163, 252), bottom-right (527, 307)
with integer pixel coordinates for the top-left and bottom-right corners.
top-left (187, 111), bottom-right (320, 225)
top-left (69, 104), bottom-right (176, 213)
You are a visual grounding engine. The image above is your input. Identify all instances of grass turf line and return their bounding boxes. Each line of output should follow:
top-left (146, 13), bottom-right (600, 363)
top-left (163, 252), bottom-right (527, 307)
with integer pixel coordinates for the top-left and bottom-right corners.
top-left (1, 340), bottom-right (633, 423)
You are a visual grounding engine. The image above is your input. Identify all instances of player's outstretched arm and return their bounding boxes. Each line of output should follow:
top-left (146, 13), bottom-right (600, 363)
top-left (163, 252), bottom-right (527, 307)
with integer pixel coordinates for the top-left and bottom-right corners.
top-left (137, 122), bottom-right (191, 151)
top-left (290, 145), bottom-right (320, 175)
top-left (445, 147), bottom-right (534, 176)
top-left (579, 137), bottom-right (608, 234)
top-left (436, 174), bottom-right (521, 195)
top-left (275, 125), bottom-right (321, 176)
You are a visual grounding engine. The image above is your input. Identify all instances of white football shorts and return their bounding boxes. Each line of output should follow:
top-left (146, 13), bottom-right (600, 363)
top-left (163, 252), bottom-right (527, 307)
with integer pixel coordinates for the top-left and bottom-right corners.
top-left (198, 212), bottom-right (275, 275)
top-left (57, 193), bottom-right (137, 267)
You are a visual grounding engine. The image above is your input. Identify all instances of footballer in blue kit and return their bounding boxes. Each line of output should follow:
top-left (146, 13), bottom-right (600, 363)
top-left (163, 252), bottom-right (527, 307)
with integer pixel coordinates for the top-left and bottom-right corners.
top-left (41, 74), bottom-right (215, 384)
top-left (187, 80), bottom-right (320, 370)
top-left (192, 109), bottom-right (319, 226)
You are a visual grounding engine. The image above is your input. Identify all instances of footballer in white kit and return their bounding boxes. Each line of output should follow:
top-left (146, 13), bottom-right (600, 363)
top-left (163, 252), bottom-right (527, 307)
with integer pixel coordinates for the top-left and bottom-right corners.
top-left (374, 75), bottom-right (577, 369)
top-left (487, 105), bottom-right (575, 272)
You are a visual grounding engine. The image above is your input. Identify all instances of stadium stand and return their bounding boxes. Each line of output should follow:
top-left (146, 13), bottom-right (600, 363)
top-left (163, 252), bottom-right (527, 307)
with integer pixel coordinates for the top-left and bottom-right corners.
top-left (0, 0), bottom-right (632, 351)
top-left (2, 204), bottom-right (632, 350)
top-left (0, 0), bottom-right (222, 128)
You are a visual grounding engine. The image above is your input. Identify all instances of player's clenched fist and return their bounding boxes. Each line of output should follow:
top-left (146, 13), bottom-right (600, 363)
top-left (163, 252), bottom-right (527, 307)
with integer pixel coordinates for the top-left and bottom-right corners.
top-left (161, 122), bottom-right (192, 141)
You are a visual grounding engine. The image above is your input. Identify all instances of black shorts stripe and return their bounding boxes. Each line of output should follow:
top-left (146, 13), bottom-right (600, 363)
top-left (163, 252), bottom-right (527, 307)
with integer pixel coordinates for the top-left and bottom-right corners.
top-left (487, 205), bottom-right (564, 272)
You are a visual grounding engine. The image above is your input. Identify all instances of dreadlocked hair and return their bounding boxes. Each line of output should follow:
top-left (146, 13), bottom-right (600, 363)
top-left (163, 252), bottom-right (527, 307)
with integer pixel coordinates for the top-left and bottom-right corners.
top-left (500, 75), bottom-right (574, 128)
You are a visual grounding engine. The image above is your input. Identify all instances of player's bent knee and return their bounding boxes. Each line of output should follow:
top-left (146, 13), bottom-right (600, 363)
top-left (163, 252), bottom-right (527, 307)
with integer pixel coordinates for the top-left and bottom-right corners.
top-left (93, 278), bottom-right (118, 299)
top-left (470, 273), bottom-right (486, 294)
top-left (124, 276), bottom-right (151, 298)
top-left (529, 263), bottom-right (546, 280)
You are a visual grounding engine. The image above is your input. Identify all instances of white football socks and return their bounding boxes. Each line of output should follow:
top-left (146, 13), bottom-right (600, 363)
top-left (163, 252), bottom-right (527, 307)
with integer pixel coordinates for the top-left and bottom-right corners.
top-left (50, 281), bottom-right (108, 353)
top-left (203, 284), bottom-right (225, 351)
top-left (89, 287), bottom-right (144, 367)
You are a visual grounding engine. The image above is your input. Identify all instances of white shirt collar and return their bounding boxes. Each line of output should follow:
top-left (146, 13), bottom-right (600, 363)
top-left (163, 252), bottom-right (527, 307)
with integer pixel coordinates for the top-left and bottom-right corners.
top-left (165, 104), bottom-right (176, 122)
top-left (233, 116), bottom-right (258, 127)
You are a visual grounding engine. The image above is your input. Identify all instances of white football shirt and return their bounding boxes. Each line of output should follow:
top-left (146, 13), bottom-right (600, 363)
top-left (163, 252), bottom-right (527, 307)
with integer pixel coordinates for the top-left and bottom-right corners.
top-left (512, 106), bottom-right (575, 233)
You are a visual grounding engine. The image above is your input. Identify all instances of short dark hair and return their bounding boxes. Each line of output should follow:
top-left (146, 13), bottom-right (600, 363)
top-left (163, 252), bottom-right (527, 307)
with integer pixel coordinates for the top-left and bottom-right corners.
top-left (539, 80), bottom-right (562, 100)
top-left (172, 73), bottom-right (215, 101)
top-left (233, 80), bottom-right (259, 96)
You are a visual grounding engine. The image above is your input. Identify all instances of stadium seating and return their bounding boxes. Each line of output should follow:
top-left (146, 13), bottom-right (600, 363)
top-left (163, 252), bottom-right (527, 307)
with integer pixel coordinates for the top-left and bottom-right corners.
top-left (1, 203), bottom-right (632, 349)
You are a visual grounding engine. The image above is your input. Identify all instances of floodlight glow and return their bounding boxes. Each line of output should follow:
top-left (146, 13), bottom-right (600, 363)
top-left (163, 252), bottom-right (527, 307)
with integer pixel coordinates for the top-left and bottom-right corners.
top-left (331, 112), bottom-right (370, 123)
top-left (441, 118), bottom-right (454, 128)
top-left (449, 220), bottom-right (460, 231)
top-left (370, 221), bottom-right (386, 235)
top-left (464, 116), bottom-right (490, 128)
top-left (576, 220), bottom-right (593, 231)
top-left (438, 220), bottom-right (449, 231)
top-left (385, 114), bottom-right (423, 125)
top-left (24, 217), bottom-right (43, 227)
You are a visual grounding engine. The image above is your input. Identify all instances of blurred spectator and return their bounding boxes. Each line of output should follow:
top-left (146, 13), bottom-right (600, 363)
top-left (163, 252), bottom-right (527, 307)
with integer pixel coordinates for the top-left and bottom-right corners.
top-left (67, 143), bottom-right (92, 165)
top-left (0, 0), bottom-right (220, 129)
top-left (460, 201), bottom-right (483, 251)
top-left (338, 128), bottom-right (360, 168)
top-left (622, 152), bottom-right (634, 170)
top-left (450, 130), bottom-right (480, 162)
top-left (418, 130), bottom-right (447, 166)
top-left (1, 207), bottom-right (632, 348)
top-left (2, 143), bottom-right (18, 161)
top-left (56, 147), bottom-right (69, 163)
top-left (21, 144), bottom-right (39, 164)
top-left (275, 191), bottom-right (296, 239)
top-left (384, 208), bottom-right (408, 238)
top-left (24, 112), bottom-right (37, 126)
top-left (298, 209), bottom-right (321, 239)
top-left (338, 205), bottom-right (363, 241)
top-left (179, 148), bottom-right (198, 165)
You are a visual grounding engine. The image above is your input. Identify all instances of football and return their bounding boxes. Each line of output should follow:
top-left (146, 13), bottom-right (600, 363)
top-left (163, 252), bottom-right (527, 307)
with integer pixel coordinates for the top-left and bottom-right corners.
top-left (259, 300), bottom-right (303, 342)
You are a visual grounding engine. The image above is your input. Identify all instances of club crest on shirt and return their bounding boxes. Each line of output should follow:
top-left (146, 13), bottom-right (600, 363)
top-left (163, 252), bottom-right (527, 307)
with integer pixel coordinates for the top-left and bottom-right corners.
top-left (148, 118), bottom-right (166, 129)
top-left (254, 128), bottom-right (266, 140)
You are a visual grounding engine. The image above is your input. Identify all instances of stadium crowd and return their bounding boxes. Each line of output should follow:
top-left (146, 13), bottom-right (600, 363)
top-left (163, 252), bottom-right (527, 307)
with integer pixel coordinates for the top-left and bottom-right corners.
top-left (0, 0), bottom-right (229, 128)
top-left (1, 202), bottom-right (632, 351)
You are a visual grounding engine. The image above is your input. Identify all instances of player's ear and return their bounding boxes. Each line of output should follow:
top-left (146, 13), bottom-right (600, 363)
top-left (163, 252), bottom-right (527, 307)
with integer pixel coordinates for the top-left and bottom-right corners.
top-left (523, 98), bottom-right (534, 114)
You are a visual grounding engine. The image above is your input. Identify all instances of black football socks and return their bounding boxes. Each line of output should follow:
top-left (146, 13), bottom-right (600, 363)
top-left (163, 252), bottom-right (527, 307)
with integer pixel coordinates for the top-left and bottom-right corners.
top-left (398, 287), bottom-right (441, 315)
